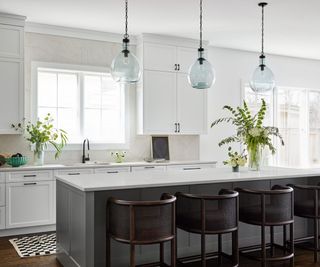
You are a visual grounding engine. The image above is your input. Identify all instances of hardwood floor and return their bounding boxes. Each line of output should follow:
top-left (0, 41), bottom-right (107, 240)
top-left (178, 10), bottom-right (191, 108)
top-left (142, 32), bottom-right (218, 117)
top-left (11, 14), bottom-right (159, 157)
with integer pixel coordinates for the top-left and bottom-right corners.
top-left (0, 234), bottom-right (320, 267)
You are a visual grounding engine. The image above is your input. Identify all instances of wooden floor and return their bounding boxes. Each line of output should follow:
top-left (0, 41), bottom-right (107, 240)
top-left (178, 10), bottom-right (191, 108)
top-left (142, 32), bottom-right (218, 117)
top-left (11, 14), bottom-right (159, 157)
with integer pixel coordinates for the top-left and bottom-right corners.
top-left (0, 234), bottom-right (320, 267)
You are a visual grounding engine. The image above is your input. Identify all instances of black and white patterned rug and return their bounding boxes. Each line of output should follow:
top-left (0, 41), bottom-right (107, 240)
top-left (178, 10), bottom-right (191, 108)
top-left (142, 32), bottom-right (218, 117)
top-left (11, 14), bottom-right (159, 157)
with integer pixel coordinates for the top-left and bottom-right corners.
top-left (9, 233), bottom-right (56, 258)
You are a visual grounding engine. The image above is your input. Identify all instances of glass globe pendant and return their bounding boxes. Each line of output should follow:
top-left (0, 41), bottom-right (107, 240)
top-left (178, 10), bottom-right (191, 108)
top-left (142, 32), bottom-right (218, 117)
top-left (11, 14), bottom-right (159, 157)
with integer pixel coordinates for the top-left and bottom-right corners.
top-left (188, 0), bottom-right (215, 89)
top-left (250, 2), bottom-right (275, 93)
top-left (111, 0), bottom-right (141, 83)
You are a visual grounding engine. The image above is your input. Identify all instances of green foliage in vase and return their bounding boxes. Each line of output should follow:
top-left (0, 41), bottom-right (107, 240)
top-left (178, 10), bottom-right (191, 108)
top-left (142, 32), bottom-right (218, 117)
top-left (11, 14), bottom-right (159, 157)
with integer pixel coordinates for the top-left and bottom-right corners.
top-left (211, 99), bottom-right (284, 154)
top-left (12, 114), bottom-right (68, 159)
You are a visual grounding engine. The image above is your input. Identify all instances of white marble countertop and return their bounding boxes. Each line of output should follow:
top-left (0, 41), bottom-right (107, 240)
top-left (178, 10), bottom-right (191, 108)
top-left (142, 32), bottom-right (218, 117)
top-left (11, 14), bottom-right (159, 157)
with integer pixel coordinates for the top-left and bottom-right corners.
top-left (56, 166), bottom-right (320, 192)
top-left (0, 160), bottom-right (217, 172)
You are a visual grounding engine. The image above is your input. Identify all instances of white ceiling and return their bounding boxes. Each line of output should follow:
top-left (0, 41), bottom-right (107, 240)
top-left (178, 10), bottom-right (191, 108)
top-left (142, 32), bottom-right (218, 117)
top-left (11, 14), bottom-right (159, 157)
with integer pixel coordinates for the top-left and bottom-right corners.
top-left (1, 0), bottom-right (320, 60)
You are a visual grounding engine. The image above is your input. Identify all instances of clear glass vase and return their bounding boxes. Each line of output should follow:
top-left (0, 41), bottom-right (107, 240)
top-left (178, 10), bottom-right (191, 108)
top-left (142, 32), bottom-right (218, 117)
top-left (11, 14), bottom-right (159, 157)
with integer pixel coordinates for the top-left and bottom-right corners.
top-left (34, 144), bottom-right (45, 166)
top-left (248, 145), bottom-right (262, 171)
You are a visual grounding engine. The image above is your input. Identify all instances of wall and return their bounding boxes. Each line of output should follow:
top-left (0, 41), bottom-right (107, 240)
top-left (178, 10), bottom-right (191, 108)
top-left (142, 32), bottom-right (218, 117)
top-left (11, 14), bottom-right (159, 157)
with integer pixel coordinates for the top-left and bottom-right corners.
top-left (200, 46), bottom-right (320, 163)
top-left (0, 33), bottom-right (199, 164)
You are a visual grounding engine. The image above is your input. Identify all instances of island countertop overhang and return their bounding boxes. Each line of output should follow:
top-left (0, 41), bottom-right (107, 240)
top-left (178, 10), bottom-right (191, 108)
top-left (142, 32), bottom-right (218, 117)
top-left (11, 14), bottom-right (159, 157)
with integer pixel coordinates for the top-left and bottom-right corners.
top-left (56, 167), bottom-right (320, 192)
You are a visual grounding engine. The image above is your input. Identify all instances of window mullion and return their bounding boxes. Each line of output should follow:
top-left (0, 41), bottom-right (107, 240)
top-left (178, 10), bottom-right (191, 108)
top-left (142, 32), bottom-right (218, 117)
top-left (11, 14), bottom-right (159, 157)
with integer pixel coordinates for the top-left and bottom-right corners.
top-left (80, 73), bottom-right (84, 140)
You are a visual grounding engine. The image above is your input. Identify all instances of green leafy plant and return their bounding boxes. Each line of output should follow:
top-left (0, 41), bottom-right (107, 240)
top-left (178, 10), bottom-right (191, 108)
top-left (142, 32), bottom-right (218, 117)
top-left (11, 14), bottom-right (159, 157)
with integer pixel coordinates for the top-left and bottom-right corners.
top-left (211, 99), bottom-right (284, 154)
top-left (12, 114), bottom-right (68, 159)
top-left (111, 151), bottom-right (126, 163)
top-left (223, 147), bottom-right (247, 167)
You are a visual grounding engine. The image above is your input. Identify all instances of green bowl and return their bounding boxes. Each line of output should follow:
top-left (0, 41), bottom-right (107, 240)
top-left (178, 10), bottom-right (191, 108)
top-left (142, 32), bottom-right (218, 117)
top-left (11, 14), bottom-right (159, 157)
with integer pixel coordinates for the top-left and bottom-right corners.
top-left (6, 156), bottom-right (28, 167)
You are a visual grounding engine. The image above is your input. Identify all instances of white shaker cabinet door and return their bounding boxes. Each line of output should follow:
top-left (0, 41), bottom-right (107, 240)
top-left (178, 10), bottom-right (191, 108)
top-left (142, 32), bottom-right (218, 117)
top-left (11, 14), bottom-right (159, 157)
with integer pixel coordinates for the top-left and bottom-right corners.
top-left (0, 207), bottom-right (5, 230)
top-left (143, 43), bottom-right (177, 72)
top-left (143, 70), bottom-right (177, 134)
top-left (6, 181), bottom-right (54, 228)
top-left (0, 59), bottom-right (23, 134)
top-left (176, 46), bottom-right (197, 74)
top-left (176, 73), bottom-right (207, 134)
top-left (0, 24), bottom-right (23, 59)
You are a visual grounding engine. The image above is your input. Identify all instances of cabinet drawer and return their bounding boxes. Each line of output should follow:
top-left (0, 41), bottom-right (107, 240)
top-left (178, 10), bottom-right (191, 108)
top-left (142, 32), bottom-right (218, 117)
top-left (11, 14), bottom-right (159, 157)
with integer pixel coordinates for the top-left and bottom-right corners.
top-left (95, 167), bottom-right (130, 174)
top-left (0, 207), bottom-right (4, 230)
top-left (131, 166), bottom-right (166, 172)
top-left (7, 170), bottom-right (53, 183)
top-left (0, 172), bottom-right (5, 183)
top-left (0, 184), bottom-right (4, 206)
top-left (55, 169), bottom-right (94, 176)
top-left (167, 164), bottom-right (216, 171)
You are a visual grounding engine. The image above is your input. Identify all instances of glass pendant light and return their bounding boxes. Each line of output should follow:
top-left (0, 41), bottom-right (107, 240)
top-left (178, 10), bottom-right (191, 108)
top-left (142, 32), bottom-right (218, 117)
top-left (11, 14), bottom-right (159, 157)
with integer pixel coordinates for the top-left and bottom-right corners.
top-left (111, 0), bottom-right (141, 83)
top-left (188, 0), bottom-right (215, 89)
top-left (250, 2), bottom-right (275, 93)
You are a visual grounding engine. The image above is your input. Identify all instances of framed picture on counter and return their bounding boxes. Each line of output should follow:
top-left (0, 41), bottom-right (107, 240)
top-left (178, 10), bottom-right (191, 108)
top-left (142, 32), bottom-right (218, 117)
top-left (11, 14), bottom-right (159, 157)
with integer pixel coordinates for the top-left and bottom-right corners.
top-left (152, 136), bottom-right (170, 160)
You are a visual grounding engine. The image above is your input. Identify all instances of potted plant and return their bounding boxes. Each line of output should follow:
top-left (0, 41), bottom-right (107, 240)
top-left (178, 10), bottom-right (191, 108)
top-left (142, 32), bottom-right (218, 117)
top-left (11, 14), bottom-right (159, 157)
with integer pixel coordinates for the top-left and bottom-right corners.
top-left (111, 151), bottom-right (126, 163)
top-left (211, 99), bottom-right (284, 171)
top-left (223, 147), bottom-right (247, 172)
top-left (12, 114), bottom-right (68, 165)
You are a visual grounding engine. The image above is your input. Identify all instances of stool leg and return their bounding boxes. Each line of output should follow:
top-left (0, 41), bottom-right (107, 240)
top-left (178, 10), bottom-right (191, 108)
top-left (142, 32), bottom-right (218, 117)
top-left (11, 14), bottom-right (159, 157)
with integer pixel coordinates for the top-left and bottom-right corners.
top-left (160, 242), bottom-right (164, 266)
top-left (261, 226), bottom-right (266, 267)
top-left (290, 223), bottom-right (294, 267)
top-left (171, 238), bottom-right (176, 267)
top-left (106, 235), bottom-right (111, 267)
top-left (314, 218), bottom-right (319, 262)
top-left (270, 226), bottom-right (274, 257)
top-left (283, 224), bottom-right (287, 254)
top-left (218, 234), bottom-right (222, 266)
top-left (232, 230), bottom-right (239, 267)
top-left (130, 244), bottom-right (135, 267)
top-left (201, 233), bottom-right (206, 267)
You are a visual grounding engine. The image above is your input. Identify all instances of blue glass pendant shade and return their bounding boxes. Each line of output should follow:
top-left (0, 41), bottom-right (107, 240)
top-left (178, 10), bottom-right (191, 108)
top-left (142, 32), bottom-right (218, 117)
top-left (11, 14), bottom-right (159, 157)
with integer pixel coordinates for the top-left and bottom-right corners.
top-left (111, 38), bottom-right (141, 84)
top-left (188, 48), bottom-right (215, 89)
top-left (250, 55), bottom-right (275, 93)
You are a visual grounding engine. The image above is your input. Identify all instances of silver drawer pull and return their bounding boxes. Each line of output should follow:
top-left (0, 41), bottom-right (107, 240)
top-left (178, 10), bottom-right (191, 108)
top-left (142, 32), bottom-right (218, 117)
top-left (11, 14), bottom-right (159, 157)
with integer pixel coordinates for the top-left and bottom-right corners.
top-left (144, 166), bottom-right (155, 169)
top-left (107, 171), bottom-right (119, 174)
top-left (24, 182), bottom-right (37, 185)
top-left (68, 172), bottom-right (81, 175)
top-left (183, 167), bottom-right (201, 171)
top-left (23, 174), bottom-right (37, 177)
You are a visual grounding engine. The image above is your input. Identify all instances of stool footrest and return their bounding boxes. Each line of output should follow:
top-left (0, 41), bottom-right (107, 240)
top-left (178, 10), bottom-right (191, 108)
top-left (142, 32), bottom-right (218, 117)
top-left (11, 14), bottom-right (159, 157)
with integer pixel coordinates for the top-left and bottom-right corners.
top-left (136, 262), bottom-right (169, 267)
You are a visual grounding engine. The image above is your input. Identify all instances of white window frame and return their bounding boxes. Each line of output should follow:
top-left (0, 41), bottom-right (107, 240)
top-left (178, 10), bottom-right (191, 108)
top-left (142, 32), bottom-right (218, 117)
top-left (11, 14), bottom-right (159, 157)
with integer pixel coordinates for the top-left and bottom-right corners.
top-left (31, 61), bottom-right (130, 150)
top-left (241, 80), bottom-right (320, 168)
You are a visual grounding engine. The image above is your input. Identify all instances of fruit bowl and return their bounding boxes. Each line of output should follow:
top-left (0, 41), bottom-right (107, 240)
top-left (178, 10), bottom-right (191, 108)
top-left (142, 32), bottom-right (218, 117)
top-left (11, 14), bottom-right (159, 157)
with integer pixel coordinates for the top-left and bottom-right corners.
top-left (6, 156), bottom-right (28, 167)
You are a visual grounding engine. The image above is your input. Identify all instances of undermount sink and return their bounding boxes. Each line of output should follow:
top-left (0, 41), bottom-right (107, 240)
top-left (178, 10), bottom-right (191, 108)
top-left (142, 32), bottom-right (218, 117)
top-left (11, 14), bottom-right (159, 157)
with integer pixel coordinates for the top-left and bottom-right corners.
top-left (65, 161), bottom-right (111, 167)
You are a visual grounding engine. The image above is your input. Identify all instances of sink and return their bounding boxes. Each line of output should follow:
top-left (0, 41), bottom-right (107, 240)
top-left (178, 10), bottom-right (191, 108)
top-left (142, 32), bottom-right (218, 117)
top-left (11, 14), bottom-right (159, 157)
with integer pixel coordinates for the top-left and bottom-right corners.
top-left (64, 161), bottom-right (111, 167)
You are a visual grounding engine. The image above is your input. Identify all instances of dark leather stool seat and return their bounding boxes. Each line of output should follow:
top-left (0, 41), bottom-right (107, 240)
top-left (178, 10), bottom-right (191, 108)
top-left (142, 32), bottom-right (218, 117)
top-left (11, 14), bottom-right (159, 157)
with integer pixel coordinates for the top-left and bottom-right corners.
top-left (236, 185), bottom-right (294, 267)
top-left (288, 184), bottom-right (320, 262)
top-left (106, 193), bottom-right (176, 267)
top-left (176, 189), bottom-right (239, 267)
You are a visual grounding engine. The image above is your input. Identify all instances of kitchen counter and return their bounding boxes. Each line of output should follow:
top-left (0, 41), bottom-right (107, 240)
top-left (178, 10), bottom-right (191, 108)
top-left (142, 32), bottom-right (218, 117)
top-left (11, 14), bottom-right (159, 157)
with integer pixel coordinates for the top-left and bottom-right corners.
top-left (56, 166), bottom-right (320, 267)
top-left (56, 166), bottom-right (320, 192)
top-left (0, 160), bottom-right (216, 172)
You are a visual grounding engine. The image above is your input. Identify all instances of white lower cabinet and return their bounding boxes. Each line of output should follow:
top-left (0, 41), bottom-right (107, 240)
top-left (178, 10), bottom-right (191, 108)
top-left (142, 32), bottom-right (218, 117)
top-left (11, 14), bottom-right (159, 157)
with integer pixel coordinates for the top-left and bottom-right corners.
top-left (0, 184), bottom-right (5, 206)
top-left (95, 167), bottom-right (130, 174)
top-left (0, 207), bottom-right (5, 229)
top-left (55, 169), bottom-right (94, 176)
top-left (167, 163), bottom-right (216, 171)
top-left (6, 181), bottom-right (54, 228)
top-left (131, 166), bottom-right (166, 172)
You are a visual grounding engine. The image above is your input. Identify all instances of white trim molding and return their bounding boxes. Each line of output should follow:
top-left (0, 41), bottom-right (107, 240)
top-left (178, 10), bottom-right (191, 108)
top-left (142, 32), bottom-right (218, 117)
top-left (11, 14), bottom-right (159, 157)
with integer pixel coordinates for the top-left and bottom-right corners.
top-left (25, 22), bottom-right (137, 44)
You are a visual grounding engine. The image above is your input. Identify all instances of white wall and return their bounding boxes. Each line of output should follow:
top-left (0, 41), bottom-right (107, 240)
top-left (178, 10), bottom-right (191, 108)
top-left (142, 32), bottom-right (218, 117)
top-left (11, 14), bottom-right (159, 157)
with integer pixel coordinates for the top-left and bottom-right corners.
top-left (200, 46), bottom-right (320, 163)
top-left (0, 32), bottom-right (199, 164)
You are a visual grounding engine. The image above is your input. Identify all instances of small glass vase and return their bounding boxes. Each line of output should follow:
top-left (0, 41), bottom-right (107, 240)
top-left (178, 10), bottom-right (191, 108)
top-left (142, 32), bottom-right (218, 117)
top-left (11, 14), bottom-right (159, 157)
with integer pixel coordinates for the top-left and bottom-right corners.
top-left (232, 165), bottom-right (239, 172)
top-left (248, 145), bottom-right (262, 171)
top-left (34, 144), bottom-right (45, 166)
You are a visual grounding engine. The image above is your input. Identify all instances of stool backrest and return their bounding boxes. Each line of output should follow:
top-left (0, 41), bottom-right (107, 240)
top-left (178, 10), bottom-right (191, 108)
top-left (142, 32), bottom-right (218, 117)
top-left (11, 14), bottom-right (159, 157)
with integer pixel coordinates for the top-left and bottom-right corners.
top-left (175, 189), bottom-right (239, 234)
top-left (107, 193), bottom-right (176, 244)
top-left (236, 185), bottom-right (294, 225)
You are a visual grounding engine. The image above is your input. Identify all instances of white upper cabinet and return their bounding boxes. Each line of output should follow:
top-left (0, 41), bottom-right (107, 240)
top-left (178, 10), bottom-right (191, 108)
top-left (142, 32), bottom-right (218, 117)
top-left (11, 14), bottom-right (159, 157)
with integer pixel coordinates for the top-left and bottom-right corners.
top-left (137, 34), bottom-right (208, 135)
top-left (0, 13), bottom-right (25, 134)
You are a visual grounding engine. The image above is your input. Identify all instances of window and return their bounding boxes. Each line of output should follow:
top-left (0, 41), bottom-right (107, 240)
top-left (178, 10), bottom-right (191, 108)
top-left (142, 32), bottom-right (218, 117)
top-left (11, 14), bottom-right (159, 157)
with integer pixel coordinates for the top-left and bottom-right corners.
top-left (244, 85), bottom-right (320, 168)
top-left (35, 63), bottom-right (127, 147)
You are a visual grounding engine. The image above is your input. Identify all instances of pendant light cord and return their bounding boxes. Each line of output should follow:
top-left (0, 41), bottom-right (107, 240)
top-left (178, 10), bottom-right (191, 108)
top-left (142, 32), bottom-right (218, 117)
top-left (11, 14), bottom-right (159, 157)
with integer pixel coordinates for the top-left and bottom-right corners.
top-left (261, 3), bottom-right (264, 55)
top-left (199, 0), bottom-right (203, 49)
top-left (124, 0), bottom-right (129, 39)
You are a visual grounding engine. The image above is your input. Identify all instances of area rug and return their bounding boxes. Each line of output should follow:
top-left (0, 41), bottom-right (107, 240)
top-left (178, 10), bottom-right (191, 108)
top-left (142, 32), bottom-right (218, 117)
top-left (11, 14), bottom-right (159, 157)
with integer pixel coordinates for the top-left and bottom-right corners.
top-left (9, 233), bottom-right (56, 258)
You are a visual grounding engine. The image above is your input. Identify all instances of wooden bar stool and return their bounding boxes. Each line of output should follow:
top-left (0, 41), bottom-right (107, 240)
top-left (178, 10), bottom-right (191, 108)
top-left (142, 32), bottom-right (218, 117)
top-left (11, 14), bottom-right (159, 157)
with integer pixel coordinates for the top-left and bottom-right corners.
top-left (235, 185), bottom-right (294, 267)
top-left (106, 193), bottom-right (176, 267)
top-left (288, 184), bottom-right (320, 262)
top-left (175, 189), bottom-right (239, 267)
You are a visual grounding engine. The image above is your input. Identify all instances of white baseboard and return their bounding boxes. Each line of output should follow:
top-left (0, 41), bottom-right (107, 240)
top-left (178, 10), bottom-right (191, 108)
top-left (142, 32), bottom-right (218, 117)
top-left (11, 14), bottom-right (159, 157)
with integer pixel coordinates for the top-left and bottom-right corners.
top-left (0, 224), bottom-right (56, 237)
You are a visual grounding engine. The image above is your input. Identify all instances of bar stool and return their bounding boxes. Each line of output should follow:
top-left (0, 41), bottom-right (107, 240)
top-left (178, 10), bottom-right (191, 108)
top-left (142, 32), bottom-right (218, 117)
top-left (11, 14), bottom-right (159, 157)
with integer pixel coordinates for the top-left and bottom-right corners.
top-left (235, 185), bottom-right (294, 267)
top-left (288, 184), bottom-right (320, 262)
top-left (175, 189), bottom-right (239, 267)
top-left (106, 193), bottom-right (176, 267)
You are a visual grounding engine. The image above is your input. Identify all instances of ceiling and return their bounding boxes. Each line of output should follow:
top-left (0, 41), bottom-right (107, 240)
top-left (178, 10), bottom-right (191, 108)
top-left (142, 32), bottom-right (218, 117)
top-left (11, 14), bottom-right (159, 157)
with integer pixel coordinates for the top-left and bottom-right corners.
top-left (1, 0), bottom-right (320, 60)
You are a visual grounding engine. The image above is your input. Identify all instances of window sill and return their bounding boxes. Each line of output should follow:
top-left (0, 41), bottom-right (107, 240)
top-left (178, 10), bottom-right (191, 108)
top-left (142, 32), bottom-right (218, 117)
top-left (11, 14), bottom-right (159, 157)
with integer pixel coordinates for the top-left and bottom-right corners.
top-left (31, 142), bottom-right (130, 151)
